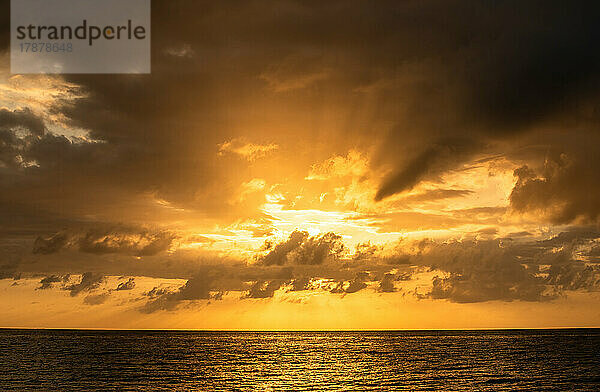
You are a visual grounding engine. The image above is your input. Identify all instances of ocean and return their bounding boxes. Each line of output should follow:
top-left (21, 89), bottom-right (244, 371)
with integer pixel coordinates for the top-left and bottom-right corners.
top-left (1, 329), bottom-right (599, 391)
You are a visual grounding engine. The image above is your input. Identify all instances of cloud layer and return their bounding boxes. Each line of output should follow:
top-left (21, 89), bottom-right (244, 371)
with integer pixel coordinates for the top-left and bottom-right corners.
top-left (1, 0), bottom-right (600, 320)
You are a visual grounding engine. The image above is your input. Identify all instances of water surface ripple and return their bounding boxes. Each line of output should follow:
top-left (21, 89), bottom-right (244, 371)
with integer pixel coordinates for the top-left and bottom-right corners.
top-left (1, 329), bottom-right (599, 391)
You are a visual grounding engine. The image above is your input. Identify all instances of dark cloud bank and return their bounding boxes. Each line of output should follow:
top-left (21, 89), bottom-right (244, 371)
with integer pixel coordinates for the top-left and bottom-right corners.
top-left (2, 0), bottom-right (599, 231)
top-left (137, 229), bottom-right (600, 312)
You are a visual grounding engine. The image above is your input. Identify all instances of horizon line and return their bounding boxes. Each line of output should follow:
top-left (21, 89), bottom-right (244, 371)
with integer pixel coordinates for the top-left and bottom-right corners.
top-left (1, 326), bottom-right (599, 332)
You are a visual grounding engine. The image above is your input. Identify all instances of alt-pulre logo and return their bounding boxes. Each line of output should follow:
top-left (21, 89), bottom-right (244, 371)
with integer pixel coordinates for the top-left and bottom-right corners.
top-left (11, 0), bottom-right (151, 74)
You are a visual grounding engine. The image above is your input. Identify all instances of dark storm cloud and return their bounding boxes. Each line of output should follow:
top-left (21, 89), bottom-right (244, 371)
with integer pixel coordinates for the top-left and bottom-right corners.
top-left (376, 138), bottom-right (481, 200)
top-left (0, 253), bottom-right (21, 280)
top-left (0, 108), bottom-right (46, 136)
top-left (510, 151), bottom-right (600, 224)
top-left (0, 132), bottom-right (131, 239)
top-left (32, 232), bottom-right (71, 255)
top-left (368, 1), bottom-right (600, 201)
top-left (0, 0), bottom-right (597, 239)
top-left (0, 108), bottom-right (47, 169)
top-left (13, 0), bottom-right (590, 213)
top-left (0, 0), bottom-right (599, 211)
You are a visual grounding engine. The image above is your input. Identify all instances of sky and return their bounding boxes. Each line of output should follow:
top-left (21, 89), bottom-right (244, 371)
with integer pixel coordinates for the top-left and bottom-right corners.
top-left (1, 0), bottom-right (600, 329)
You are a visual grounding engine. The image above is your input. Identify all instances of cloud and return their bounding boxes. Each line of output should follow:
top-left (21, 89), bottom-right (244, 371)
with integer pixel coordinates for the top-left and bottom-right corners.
top-left (245, 280), bottom-right (284, 298)
top-left (31, 227), bottom-right (176, 257)
top-left (127, 225), bottom-right (600, 312)
top-left (376, 138), bottom-right (481, 200)
top-left (260, 54), bottom-right (330, 92)
top-left (342, 278), bottom-right (368, 294)
top-left (164, 44), bottom-right (195, 58)
top-left (330, 272), bottom-right (369, 294)
top-left (378, 273), bottom-right (396, 293)
top-left (141, 268), bottom-right (229, 313)
top-left (344, 279), bottom-right (367, 294)
top-left (37, 275), bottom-right (62, 290)
top-left (32, 232), bottom-right (71, 255)
top-left (0, 108), bottom-right (49, 169)
top-left (396, 188), bottom-right (474, 204)
top-left (115, 277), bottom-right (136, 291)
top-left (78, 229), bottom-right (176, 256)
top-left (428, 272), bottom-right (550, 304)
top-left (260, 231), bottom-right (308, 266)
top-left (2, 0), bottom-right (600, 319)
top-left (413, 230), bottom-right (600, 303)
top-left (1, 0), bottom-right (598, 221)
top-left (510, 152), bottom-right (600, 224)
top-left (218, 139), bottom-right (279, 161)
top-left (289, 277), bottom-right (311, 291)
top-left (64, 272), bottom-right (103, 297)
top-left (0, 108), bottom-right (46, 136)
top-left (137, 232), bottom-right (354, 312)
top-left (238, 178), bottom-right (267, 202)
top-left (288, 232), bottom-right (345, 265)
top-left (366, 1), bottom-right (600, 199)
top-left (305, 150), bottom-right (369, 180)
top-left (145, 286), bottom-right (175, 298)
top-left (0, 258), bottom-right (20, 280)
top-left (83, 293), bottom-right (110, 305)
top-left (260, 231), bottom-right (344, 266)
